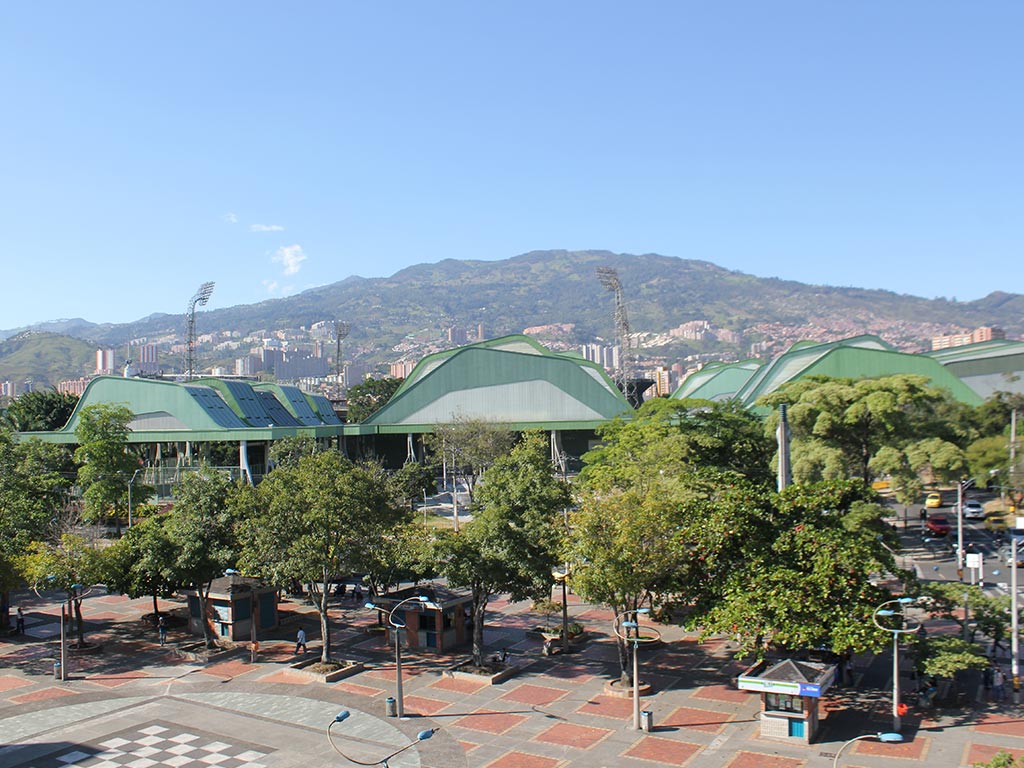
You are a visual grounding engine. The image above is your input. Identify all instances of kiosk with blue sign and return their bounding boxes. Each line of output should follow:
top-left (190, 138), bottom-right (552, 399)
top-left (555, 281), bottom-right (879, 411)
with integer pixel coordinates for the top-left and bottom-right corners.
top-left (737, 659), bottom-right (837, 743)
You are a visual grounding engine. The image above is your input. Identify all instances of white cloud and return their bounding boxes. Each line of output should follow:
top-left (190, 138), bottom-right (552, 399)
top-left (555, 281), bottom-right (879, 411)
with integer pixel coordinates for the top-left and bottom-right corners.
top-left (223, 212), bottom-right (239, 224)
top-left (272, 244), bottom-right (307, 276)
top-left (251, 223), bottom-right (285, 232)
top-left (262, 278), bottom-right (279, 293)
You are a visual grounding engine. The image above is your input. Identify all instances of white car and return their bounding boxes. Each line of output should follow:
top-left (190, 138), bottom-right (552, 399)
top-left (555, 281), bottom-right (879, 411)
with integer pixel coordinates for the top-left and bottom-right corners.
top-left (964, 500), bottom-right (986, 520)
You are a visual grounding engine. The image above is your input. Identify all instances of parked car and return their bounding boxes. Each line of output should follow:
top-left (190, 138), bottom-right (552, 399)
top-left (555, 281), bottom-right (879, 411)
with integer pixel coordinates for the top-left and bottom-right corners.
top-left (925, 492), bottom-right (943, 509)
top-left (925, 515), bottom-right (951, 536)
top-left (964, 500), bottom-right (986, 520)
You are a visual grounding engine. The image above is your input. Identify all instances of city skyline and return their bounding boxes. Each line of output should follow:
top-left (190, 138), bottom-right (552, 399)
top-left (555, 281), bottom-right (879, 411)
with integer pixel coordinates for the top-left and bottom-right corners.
top-left (2, 3), bottom-right (1021, 329)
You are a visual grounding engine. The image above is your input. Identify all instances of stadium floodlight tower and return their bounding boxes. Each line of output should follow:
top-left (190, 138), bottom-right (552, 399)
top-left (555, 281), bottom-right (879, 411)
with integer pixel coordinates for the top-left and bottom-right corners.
top-left (185, 281), bottom-right (215, 381)
top-left (334, 319), bottom-right (350, 396)
top-left (596, 266), bottom-right (637, 400)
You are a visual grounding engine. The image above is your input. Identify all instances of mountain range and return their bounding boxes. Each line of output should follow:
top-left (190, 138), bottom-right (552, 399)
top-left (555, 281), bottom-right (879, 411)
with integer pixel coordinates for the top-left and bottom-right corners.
top-left (2, 250), bottom-right (1021, 388)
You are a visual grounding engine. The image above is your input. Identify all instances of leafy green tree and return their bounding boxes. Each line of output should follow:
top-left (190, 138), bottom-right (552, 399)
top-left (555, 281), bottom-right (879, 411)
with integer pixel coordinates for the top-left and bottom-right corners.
top-left (74, 404), bottom-right (147, 524)
top-left (435, 432), bottom-right (570, 666)
top-left (346, 377), bottom-right (403, 422)
top-left (580, 397), bottom-right (773, 492)
top-left (702, 501), bottom-right (900, 659)
top-left (869, 445), bottom-right (923, 506)
top-left (352, 523), bottom-right (436, 598)
top-left (905, 437), bottom-right (968, 486)
top-left (424, 416), bottom-right (515, 502)
top-left (916, 634), bottom-right (988, 680)
top-left (0, 432), bottom-right (74, 628)
top-left (967, 435), bottom-right (1010, 486)
top-left (268, 436), bottom-right (316, 469)
top-left (918, 582), bottom-right (1016, 652)
top-left (974, 751), bottom-right (1024, 768)
top-left (3, 389), bottom-right (79, 432)
top-left (973, 392), bottom-right (1024, 440)
top-left (387, 461), bottom-right (437, 511)
top-left (761, 374), bottom-right (951, 484)
top-left (236, 452), bottom-right (407, 663)
top-left (18, 533), bottom-right (105, 647)
top-left (103, 515), bottom-right (180, 621)
top-left (164, 467), bottom-right (237, 648)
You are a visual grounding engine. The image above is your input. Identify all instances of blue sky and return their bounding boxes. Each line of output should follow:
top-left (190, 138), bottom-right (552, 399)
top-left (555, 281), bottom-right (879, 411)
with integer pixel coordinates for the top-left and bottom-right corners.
top-left (1, 3), bottom-right (1021, 330)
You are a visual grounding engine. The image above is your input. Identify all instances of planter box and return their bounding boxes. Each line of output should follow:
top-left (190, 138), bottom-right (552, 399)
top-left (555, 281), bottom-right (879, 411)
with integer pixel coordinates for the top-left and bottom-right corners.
top-left (290, 657), bottom-right (365, 683)
top-left (446, 660), bottom-right (527, 685)
top-left (172, 642), bottom-right (236, 664)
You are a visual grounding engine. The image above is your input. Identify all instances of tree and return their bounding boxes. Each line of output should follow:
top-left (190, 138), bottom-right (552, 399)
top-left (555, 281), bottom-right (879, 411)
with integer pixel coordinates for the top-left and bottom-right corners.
top-left (702, 497), bottom-right (901, 659)
top-left (346, 377), bottom-right (403, 422)
top-left (387, 461), bottom-right (437, 511)
top-left (268, 436), bottom-right (316, 469)
top-left (3, 389), bottom-right (79, 432)
top-left (103, 514), bottom-right (180, 621)
top-left (435, 432), bottom-right (570, 666)
top-left (918, 581), bottom-right (1016, 652)
top-left (905, 437), bottom-right (968, 486)
top-left (974, 751), bottom-right (1024, 768)
top-left (74, 404), bottom-right (146, 524)
top-left (424, 416), bottom-right (515, 503)
top-left (916, 634), bottom-right (988, 680)
top-left (236, 452), bottom-right (407, 663)
top-left (760, 375), bottom-right (952, 484)
top-left (18, 533), bottom-right (105, 647)
top-left (164, 467), bottom-right (236, 648)
top-left (0, 431), bottom-right (74, 628)
top-left (580, 397), bottom-right (773, 491)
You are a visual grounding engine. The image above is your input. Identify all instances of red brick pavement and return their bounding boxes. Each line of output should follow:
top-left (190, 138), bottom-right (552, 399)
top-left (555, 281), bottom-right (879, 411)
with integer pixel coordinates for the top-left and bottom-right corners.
top-left (481, 752), bottom-right (563, 768)
top-left (723, 752), bottom-right (804, 768)
top-left (500, 683), bottom-right (570, 706)
top-left (975, 712), bottom-right (1024, 737)
top-left (10, 686), bottom-right (79, 704)
top-left (451, 709), bottom-right (529, 735)
top-left (661, 705), bottom-right (733, 733)
top-left (622, 735), bottom-right (702, 765)
top-left (966, 743), bottom-right (1024, 764)
top-left (533, 721), bottom-right (613, 749)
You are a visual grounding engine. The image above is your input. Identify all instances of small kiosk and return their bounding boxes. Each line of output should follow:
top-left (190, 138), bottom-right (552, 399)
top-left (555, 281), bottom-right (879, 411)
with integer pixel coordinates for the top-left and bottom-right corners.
top-left (183, 574), bottom-right (279, 642)
top-left (371, 585), bottom-right (472, 652)
top-left (737, 659), bottom-right (838, 743)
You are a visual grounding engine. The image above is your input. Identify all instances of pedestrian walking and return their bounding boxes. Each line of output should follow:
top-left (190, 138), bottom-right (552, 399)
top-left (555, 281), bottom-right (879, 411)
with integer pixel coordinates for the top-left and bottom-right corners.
top-left (158, 615), bottom-right (167, 646)
top-left (295, 627), bottom-right (307, 654)
top-left (919, 508), bottom-right (928, 529)
top-left (15, 607), bottom-right (25, 634)
top-left (352, 584), bottom-right (363, 605)
top-left (993, 666), bottom-right (1007, 701)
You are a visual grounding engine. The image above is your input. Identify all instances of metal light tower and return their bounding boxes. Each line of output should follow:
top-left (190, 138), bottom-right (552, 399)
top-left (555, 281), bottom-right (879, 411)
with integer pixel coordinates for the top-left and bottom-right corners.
top-left (596, 266), bottom-right (635, 394)
top-left (185, 281), bottom-right (215, 380)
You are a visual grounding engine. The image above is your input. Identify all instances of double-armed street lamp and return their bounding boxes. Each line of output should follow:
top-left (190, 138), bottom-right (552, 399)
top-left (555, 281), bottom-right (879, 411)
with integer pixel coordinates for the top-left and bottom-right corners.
top-left (613, 606), bottom-right (660, 731)
top-left (872, 597), bottom-right (920, 732)
top-left (328, 710), bottom-right (435, 767)
top-left (365, 595), bottom-right (430, 718)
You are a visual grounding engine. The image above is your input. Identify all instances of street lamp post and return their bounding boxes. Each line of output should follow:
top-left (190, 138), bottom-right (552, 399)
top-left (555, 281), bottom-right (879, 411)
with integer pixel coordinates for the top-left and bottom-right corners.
top-left (614, 607), bottom-right (659, 731)
top-left (872, 597), bottom-right (919, 732)
top-left (552, 567), bottom-right (570, 654)
top-left (127, 468), bottom-right (143, 528)
top-left (365, 596), bottom-right (429, 718)
top-left (832, 732), bottom-right (904, 768)
top-left (328, 710), bottom-right (435, 767)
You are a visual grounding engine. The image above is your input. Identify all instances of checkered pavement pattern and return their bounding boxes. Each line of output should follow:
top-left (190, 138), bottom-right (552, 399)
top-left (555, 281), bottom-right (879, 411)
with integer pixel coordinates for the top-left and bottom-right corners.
top-left (22, 723), bottom-right (271, 768)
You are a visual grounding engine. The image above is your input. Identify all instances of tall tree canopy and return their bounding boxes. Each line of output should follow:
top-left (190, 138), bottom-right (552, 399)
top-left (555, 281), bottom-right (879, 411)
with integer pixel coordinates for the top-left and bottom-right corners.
top-left (74, 404), bottom-right (143, 523)
top-left (435, 432), bottom-right (570, 666)
top-left (346, 377), bottom-right (403, 422)
top-left (760, 374), bottom-right (959, 485)
top-left (3, 389), bottom-right (79, 432)
top-left (236, 452), bottom-right (407, 663)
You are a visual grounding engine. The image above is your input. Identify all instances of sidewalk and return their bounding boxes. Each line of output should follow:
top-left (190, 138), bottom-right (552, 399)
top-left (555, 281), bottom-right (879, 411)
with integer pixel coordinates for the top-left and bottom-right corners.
top-left (3, 585), bottom-right (1024, 767)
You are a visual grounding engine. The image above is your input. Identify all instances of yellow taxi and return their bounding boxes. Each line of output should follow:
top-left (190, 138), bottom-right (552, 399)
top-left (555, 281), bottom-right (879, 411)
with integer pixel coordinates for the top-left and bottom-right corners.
top-left (925, 492), bottom-right (943, 508)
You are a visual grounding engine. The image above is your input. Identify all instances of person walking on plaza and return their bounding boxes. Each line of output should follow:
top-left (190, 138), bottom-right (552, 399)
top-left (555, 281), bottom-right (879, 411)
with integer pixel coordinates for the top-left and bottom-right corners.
top-left (295, 627), bottom-right (307, 654)
top-left (157, 615), bottom-right (167, 646)
top-left (15, 607), bottom-right (25, 634)
top-left (992, 665), bottom-right (1007, 701)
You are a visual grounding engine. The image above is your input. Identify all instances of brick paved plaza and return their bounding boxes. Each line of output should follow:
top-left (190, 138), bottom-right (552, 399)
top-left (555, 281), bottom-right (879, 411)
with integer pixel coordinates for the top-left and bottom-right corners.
top-left (3, 583), bottom-right (1024, 767)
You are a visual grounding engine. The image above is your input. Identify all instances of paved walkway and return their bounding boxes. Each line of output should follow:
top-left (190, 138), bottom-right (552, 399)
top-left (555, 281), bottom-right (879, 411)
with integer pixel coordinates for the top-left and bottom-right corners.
top-left (3, 583), bottom-right (1024, 767)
